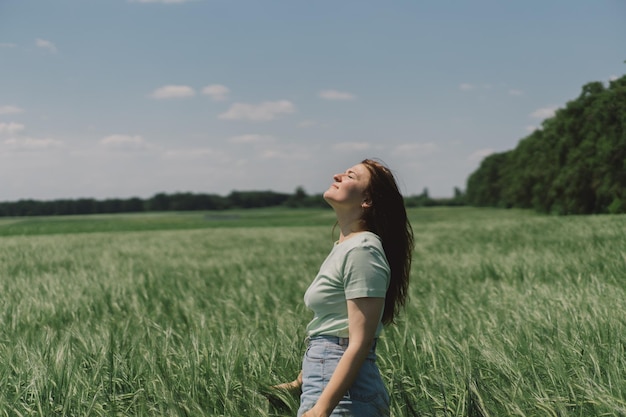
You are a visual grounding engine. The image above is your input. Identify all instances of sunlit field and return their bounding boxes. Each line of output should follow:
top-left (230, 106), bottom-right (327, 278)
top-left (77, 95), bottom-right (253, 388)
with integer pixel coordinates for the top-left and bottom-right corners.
top-left (1, 207), bottom-right (625, 416)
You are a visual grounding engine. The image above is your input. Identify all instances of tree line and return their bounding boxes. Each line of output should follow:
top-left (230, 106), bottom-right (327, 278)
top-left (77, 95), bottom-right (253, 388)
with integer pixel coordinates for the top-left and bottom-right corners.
top-left (466, 74), bottom-right (626, 215)
top-left (0, 190), bottom-right (314, 217)
top-left (0, 186), bottom-right (466, 217)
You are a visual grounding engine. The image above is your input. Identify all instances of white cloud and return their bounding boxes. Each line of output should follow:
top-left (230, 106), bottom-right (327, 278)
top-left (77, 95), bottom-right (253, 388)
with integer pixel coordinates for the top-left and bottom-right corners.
top-left (150, 85), bottom-right (195, 99)
top-left (298, 120), bottom-right (317, 128)
top-left (460, 83), bottom-right (511, 93)
top-left (35, 38), bottom-right (57, 53)
top-left (525, 125), bottom-right (539, 133)
top-left (162, 148), bottom-right (219, 159)
top-left (259, 147), bottom-right (310, 160)
top-left (130, 0), bottom-right (193, 3)
top-left (3, 137), bottom-right (63, 150)
top-left (0, 43), bottom-right (17, 48)
top-left (609, 75), bottom-right (619, 82)
top-left (260, 150), bottom-right (291, 159)
top-left (0, 122), bottom-right (25, 135)
top-left (530, 106), bottom-right (558, 120)
top-left (228, 134), bottom-right (274, 144)
top-left (332, 142), bottom-right (372, 152)
top-left (318, 90), bottom-right (356, 101)
top-left (100, 134), bottom-right (151, 150)
top-left (0, 105), bottom-right (24, 115)
top-left (392, 142), bottom-right (438, 157)
top-left (219, 100), bottom-right (295, 121)
top-left (202, 84), bottom-right (230, 101)
top-left (467, 148), bottom-right (494, 163)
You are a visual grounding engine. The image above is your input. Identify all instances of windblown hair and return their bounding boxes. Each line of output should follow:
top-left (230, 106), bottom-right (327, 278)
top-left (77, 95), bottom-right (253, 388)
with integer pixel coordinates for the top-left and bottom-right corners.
top-left (360, 159), bottom-right (414, 325)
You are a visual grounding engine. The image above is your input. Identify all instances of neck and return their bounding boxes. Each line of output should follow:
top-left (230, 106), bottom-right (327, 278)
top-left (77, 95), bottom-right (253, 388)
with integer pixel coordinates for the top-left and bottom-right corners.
top-left (335, 210), bottom-right (367, 242)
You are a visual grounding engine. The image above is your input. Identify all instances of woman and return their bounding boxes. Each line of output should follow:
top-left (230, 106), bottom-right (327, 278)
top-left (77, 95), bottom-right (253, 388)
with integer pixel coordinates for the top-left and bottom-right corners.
top-left (276, 159), bottom-right (414, 417)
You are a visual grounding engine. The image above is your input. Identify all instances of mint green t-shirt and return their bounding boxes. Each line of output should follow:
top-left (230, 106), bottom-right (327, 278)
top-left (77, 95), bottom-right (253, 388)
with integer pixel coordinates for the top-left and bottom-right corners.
top-left (303, 231), bottom-right (390, 338)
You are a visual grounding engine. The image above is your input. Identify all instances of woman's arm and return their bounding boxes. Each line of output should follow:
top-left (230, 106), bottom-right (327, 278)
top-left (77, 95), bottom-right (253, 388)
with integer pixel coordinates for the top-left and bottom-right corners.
top-left (302, 297), bottom-right (385, 417)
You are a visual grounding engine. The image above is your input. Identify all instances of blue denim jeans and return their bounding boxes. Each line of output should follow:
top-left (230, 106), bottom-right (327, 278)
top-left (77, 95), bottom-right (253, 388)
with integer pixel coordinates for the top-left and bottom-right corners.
top-left (298, 336), bottom-right (390, 417)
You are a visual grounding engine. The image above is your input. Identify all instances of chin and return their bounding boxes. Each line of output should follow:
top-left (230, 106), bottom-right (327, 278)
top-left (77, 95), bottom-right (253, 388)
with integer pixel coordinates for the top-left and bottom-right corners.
top-left (322, 192), bottom-right (336, 205)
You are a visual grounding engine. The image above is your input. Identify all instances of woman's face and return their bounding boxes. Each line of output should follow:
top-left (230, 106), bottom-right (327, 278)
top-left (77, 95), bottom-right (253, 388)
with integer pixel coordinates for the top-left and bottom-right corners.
top-left (323, 163), bottom-right (371, 209)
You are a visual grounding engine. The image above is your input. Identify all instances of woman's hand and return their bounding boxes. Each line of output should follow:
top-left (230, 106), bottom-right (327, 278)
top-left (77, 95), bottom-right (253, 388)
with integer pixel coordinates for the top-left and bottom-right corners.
top-left (301, 404), bottom-right (328, 417)
top-left (271, 370), bottom-right (302, 393)
top-left (264, 370), bottom-right (303, 410)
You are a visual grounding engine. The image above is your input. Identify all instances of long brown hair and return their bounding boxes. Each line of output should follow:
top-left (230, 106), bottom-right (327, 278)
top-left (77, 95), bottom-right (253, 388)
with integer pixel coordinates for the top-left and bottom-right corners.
top-left (360, 159), bottom-right (414, 325)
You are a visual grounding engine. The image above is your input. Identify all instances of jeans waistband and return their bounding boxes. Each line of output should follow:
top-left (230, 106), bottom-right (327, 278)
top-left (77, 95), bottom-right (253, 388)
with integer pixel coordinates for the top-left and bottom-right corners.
top-left (305, 335), bottom-right (377, 350)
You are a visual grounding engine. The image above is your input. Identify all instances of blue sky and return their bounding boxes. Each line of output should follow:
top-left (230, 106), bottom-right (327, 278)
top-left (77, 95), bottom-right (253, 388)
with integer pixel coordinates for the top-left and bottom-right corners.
top-left (1, 0), bottom-right (624, 201)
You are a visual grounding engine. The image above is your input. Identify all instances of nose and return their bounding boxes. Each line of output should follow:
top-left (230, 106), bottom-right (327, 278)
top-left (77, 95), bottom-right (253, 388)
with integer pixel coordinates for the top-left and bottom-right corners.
top-left (333, 173), bottom-right (344, 182)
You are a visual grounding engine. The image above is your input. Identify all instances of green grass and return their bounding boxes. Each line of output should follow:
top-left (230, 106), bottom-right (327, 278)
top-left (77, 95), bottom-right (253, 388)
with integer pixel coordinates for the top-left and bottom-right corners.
top-left (0, 208), bottom-right (337, 237)
top-left (0, 207), bottom-right (625, 416)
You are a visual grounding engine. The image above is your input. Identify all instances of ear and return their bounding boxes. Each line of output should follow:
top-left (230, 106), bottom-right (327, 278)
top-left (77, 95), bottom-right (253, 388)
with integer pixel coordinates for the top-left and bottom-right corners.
top-left (361, 199), bottom-right (372, 208)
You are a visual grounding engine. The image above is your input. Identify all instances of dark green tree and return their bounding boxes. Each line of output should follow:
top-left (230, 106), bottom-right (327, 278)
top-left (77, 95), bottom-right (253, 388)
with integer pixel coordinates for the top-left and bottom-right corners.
top-left (466, 74), bottom-right (626, 214)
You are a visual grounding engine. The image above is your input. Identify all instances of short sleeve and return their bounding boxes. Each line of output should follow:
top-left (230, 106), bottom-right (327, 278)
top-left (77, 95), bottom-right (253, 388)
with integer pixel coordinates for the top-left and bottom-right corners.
top-left (343, 244), bottom-right (390, 299)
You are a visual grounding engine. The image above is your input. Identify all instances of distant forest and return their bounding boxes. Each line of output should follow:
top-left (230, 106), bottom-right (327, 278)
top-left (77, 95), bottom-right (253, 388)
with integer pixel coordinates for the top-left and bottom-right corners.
top-left (0, 187), bottom-right (465, 217)
top-left (466, 74), bottom-right (626, 215)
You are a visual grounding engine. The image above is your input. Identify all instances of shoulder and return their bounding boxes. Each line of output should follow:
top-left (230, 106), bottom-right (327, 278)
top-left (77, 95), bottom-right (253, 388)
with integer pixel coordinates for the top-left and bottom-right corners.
top-left (346, 231), bottom-right (384, 253)
top-left (342, 232), bottom-right (388, 267)
top-left (341, 232), bottom-right (390, 294)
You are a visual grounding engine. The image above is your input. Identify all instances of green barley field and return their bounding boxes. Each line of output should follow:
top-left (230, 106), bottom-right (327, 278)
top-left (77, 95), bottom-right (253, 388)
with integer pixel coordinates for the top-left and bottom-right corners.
top-left (1, 207), bottom-right (625, 416)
